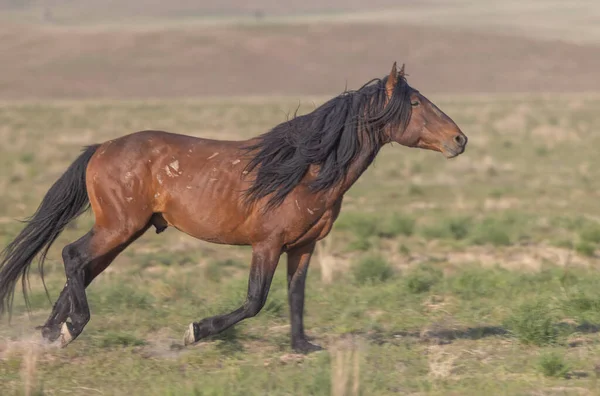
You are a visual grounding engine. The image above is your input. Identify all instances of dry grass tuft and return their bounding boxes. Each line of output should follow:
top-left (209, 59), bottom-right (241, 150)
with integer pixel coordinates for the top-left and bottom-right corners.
top-left (330, 337), bottom-right (361, 396)
top-left (316, 237), bottom-right (336, 284)
top-left (21, 341), bottom-right (40, 396)
top-left (427, 345), bottom-right (458, 380)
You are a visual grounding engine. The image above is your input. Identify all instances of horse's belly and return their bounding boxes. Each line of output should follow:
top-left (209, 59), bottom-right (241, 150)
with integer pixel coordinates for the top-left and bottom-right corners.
top-left (161, 185), bottom-right (252, 245)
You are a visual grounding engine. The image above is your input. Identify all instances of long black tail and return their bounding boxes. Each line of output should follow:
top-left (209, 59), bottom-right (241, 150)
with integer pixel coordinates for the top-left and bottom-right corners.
top-left (0, 144), bottom-right (99, 318)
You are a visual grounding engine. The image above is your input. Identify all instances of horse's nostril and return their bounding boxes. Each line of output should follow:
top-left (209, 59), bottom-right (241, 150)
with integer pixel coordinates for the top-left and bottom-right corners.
top-left (454, 135), bottom-right (466, 146)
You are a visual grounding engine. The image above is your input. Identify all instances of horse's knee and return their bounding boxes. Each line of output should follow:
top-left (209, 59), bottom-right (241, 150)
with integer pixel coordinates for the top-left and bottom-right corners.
top-left (244, 298), bottom-right (265, 318)
top-left (62, 244), bottom-right (83, 273)
top-left (61, 234), bottom-right (93, 273)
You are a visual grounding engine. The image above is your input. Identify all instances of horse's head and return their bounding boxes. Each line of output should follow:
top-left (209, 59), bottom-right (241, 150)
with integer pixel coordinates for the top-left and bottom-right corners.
top-left (385, 63), bottom-right (467, 158)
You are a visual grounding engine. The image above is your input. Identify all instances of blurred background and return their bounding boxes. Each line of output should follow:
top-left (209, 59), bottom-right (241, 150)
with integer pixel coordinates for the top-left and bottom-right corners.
top-left (1, 0), bottom-right (599, 98)
top-left (1, 1), bottom-right (600, 395)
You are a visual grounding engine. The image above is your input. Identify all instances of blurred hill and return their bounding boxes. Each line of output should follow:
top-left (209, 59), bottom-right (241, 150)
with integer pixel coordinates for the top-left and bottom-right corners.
top-left (0, 0), bottom-right (599, 99)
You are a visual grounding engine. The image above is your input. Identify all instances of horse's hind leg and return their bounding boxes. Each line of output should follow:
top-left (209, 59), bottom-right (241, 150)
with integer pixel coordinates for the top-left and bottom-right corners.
top-left (184, 243), bottom-right (281, 345)
top-left (40, 260), bottom-right (107, 341)
top-left (43, 213), bottom-right (160, 338)
top-left (41, 222), bottom-right (150, 345)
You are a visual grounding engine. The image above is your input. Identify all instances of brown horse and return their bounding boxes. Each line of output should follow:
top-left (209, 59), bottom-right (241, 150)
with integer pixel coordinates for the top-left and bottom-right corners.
top-left (0, 63), bottom-right (467, 353)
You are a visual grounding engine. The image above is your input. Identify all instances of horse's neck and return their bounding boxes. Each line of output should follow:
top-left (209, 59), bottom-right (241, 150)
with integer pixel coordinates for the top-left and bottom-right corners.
top-left (336, 135), bottom-right (382, 198)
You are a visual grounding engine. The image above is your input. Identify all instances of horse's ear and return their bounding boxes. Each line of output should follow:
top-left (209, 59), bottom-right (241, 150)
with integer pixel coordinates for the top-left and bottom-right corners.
top-left (399, 63), bottom-right (406, 78)
top-left (385, 62), bottom-right (398, 98)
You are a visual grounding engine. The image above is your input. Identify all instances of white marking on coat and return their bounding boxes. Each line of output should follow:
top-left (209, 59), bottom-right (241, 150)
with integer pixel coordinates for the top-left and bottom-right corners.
top-left (157, 174), bottom-right (163, 185)
top-left (307, 208), bottom-right (314, 215)
top-left (125, 197), bottom-right (133, 203)
top-left (295, 200), bottom-right (301, 210)
top-left (208, 152), bottom-right (220, 159)
top-left (232, 159), bottom-right (240, 165)
top-left (165, 160), bottom-right (182, 178)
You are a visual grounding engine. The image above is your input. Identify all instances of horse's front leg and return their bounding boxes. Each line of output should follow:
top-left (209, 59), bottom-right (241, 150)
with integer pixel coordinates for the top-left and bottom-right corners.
top-left (184, 242), bottom-right (281, 344)
top-left (287, 241), bottom-right (322, 353)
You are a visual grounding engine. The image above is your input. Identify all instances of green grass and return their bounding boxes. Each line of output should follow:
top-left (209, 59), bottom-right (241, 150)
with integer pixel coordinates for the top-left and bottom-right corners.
top-left (404, 264), bottom-right (443, 294)
top-left (379, 214), bottom-right (416, 238)
top-left (352, 255), bottom-right (394, 284)
top-left (97, 332), bottom-right (147, 348)
top-left (1, 96), bottom-right (600, 394)
top-left (538, 351), bottom-right (570, 378)
top-left (504, 300), bottom-right (561, 346)
top-left (575, 241), bottom-right (596, 257)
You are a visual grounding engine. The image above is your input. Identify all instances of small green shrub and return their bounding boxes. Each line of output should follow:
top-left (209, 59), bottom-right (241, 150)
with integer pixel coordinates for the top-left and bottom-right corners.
top-left (561, 291), bottom-right (600, 324)
top-left (565, 296), bottom-right (600, 312)
top-left (379, 214), bottom-right (415, 237)
top-left (505, 300), bottom-right (560, 346)
top-left (405, 264), bottom-right (443, 294)
top-left (347, 238), bottom-right (372, 252)
top-left (20, 152), bottom-right (35, 163)
top-left (489, 188), bottom-right (505, 198)
top-left (420, 217), bottom-right (472, 241)
top-left (352, 255), bottom-right (394, 285)
top-left (335, 213), bottom-right (379, 240)
top-left (398, 244), bottom-right (411, 256)
top-left (470, 218), bottom-right (511, 246)
top-left (447, 217), bottom-right (471, 240)
top-left (575, 241), bottom-right (595, 257)
top-left (535, 146), bottom-right (549, 157)
top-left (538, 352), bottom-right (569, 378)
top-left (580, 225), bottom-right (600, 244)
top-left (408, 184), bottom-right (424, 196)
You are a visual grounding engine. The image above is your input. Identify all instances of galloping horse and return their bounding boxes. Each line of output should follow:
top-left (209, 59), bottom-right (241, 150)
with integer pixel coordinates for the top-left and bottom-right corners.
top-left (0, 63), bottom-right (467, 353)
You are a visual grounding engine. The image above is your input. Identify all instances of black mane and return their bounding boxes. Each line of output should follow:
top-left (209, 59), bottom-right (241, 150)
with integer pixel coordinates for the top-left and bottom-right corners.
top-left (243, 74), bottom-right (413, 208)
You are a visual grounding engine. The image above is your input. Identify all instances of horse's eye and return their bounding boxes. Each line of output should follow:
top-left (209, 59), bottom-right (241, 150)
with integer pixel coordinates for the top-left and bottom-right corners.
top-left (411, 101), bottom-right (420, 107)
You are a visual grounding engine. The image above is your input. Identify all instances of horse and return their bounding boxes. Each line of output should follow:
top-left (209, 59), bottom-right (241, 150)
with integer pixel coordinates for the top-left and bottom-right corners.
top-left (0, 62), bottom-right (467, 353)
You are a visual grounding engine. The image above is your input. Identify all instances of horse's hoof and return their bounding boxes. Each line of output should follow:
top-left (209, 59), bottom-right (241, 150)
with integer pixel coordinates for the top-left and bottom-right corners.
top-left (39, 324), bottom-right (61, 343)
top-left (184, 323), bottom-right (196, 346)
top-left (292, 339), bottom-right (324, 354)
top-left (59, 322), bottom-right (73, 348)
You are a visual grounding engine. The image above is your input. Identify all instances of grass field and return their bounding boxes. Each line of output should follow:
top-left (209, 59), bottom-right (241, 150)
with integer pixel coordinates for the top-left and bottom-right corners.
top-left (1, 94), bottom-right (600, 395)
